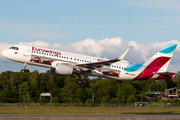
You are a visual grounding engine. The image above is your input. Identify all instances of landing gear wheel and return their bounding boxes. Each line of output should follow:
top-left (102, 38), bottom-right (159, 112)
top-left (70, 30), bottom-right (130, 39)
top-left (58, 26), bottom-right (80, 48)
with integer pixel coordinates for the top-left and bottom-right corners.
top-left (82, 79), bottom-right (88, 84)
top-left (77, 79), bottom-right (82, 85)
top-left (21, 70), bottom-right (24, 74)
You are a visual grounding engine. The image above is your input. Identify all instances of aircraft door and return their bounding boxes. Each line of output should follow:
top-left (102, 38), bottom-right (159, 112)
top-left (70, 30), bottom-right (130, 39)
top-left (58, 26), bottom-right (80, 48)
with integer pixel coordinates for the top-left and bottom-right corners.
top-left (24, 46), bottom-right (31, 57)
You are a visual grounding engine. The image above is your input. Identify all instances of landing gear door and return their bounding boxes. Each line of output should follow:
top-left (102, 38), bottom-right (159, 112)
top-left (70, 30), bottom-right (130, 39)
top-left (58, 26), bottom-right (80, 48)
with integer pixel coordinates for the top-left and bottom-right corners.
top-left (24, 46), bottom-right (31, 57)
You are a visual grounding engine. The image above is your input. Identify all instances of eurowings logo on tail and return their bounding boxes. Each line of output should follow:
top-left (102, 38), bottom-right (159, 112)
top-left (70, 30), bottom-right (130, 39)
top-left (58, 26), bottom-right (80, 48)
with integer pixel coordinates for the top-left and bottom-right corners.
top-left (133, 43), bottom-right (177, 80)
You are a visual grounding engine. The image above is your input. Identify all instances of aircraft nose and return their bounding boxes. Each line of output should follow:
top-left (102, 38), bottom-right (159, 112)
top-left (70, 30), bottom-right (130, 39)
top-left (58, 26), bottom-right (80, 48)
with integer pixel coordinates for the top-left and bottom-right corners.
top-left (2, 50), bottom-right (7, 57)
top-left (2, 49), bottom-right (12, 59)
top-left (2, 49), bottom-right (16, 60)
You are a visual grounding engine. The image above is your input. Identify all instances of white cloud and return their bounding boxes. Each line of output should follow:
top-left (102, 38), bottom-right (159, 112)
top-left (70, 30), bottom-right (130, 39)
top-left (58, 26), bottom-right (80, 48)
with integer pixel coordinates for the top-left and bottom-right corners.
top-left (128, 40), bottom-right (180, 65)
top-left (0, 37), bottom-right (180, 72)
top-left (128, 0), bottom-right (180, 11)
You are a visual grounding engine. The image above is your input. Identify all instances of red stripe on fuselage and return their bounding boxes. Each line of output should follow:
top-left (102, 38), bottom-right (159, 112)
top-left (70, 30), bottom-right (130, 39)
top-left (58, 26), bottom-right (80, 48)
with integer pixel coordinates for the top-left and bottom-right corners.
top-left (133, 57), bottom-right (171, 80)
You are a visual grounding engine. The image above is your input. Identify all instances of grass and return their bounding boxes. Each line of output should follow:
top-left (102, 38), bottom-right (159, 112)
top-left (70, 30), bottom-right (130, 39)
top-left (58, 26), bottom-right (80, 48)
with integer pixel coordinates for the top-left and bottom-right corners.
top-left (0, 118), bottom-right (176, 120)
top-left (0, 106), bottom-right (180, 114)
top-left (0, 107), bottom-right (179, 120)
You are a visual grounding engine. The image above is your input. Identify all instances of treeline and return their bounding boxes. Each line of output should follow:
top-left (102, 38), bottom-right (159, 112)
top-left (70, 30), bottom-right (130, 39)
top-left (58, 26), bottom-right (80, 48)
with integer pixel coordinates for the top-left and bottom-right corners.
top-left (0, 70), bottom-right (180, 103)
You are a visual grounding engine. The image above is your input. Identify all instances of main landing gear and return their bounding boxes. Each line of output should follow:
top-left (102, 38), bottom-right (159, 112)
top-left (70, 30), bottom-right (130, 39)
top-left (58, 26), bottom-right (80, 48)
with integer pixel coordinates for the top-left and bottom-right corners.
top-left (21, 63), bottom-right (27, 74)
top-left (77, 79), bottom-right (88, 85)
top-left (76, 73), bottom-right (88, 85)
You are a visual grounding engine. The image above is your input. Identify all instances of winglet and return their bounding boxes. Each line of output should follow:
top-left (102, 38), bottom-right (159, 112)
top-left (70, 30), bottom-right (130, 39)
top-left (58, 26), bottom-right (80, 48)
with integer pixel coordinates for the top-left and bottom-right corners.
top-left (117, 49), bottom-right (129, 60)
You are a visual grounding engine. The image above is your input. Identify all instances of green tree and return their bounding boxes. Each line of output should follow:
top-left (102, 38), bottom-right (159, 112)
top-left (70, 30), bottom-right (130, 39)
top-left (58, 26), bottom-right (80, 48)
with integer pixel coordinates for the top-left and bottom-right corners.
top-left (18, 81), bottom-right (31, 97)
top-left (172, 72), bottom-right (180, 89)
top-left (115, 82), bottom-right (137, 103)
top-left (92, 79), bottom-right (121, 103)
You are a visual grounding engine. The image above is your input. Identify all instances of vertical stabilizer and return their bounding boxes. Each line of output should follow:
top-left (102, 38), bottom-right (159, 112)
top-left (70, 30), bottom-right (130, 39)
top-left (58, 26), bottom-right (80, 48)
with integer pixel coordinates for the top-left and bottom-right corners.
top-left (134, 43), bottom-right (177, 80)
top-left (144, 43), bottom-right (177, 72)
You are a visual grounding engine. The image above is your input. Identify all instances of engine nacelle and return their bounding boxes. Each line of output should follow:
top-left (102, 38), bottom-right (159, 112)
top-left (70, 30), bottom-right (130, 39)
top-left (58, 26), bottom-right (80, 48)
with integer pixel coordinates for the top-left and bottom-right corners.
top-left (50, 63), bottom-right (74, 76)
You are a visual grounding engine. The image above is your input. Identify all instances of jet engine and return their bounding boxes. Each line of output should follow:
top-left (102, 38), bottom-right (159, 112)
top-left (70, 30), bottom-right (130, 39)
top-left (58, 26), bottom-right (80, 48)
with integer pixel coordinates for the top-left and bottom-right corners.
top-left (50, 63), bottom-right (79, 76)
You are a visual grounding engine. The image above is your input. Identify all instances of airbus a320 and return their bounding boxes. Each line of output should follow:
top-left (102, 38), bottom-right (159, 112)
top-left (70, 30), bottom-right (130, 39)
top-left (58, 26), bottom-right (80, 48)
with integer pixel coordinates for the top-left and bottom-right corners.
top-left (2, 43), bottom-right (177, 84)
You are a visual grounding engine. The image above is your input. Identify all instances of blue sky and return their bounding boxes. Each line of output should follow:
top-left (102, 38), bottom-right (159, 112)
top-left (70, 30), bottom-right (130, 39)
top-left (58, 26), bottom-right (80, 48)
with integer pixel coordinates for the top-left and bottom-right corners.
top-left (0, 0), bottom-right (180, 73)
top-left (1, 0), bottom-right (180, 45)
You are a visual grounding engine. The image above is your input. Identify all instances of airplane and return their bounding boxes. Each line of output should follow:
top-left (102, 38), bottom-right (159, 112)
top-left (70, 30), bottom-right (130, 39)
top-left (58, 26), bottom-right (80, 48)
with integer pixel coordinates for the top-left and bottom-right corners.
top-left (2, 42), bottom-right (177, 85)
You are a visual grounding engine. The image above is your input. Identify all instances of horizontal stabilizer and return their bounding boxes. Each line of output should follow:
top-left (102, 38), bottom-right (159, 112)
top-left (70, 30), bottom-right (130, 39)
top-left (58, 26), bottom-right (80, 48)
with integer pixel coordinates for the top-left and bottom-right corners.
top-left (154, 72), bottom-right (176, 76)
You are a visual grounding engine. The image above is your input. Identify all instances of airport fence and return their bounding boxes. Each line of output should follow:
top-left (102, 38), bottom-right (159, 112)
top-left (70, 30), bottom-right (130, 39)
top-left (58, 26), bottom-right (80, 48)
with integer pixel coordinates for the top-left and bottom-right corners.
top-left (0, 102), bottom-right (180, 107)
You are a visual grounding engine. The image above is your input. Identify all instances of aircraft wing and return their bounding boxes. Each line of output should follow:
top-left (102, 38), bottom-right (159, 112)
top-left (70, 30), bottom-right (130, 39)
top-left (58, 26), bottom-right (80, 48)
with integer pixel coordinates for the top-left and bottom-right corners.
top-left (76, 49), bottom-right (129, 70)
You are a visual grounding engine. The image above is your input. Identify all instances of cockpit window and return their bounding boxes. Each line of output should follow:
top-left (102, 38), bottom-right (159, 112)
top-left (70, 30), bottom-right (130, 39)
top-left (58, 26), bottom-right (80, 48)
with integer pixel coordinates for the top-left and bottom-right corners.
top-left (9, 47), bottom-right (19, 50)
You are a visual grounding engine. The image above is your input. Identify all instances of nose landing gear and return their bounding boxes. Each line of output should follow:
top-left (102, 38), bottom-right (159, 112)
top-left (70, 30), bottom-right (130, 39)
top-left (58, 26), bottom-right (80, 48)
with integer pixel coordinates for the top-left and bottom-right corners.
top-left (21, 63), bottom-right (27, 74)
